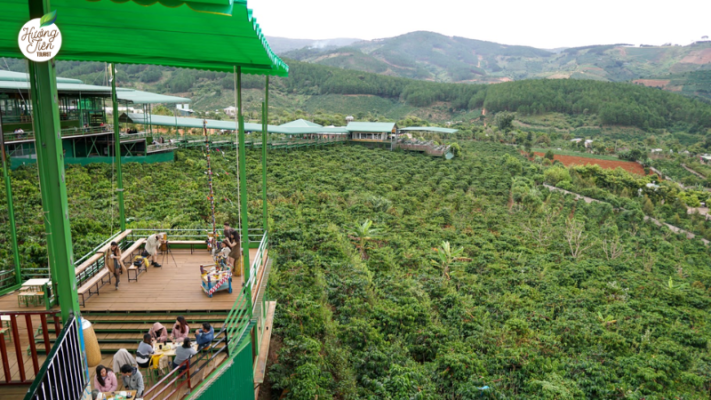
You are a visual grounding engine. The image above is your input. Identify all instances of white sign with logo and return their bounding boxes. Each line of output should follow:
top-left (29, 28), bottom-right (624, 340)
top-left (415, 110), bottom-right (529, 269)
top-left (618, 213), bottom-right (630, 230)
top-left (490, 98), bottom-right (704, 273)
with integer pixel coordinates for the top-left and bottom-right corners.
top-left (18, 17), bottom-right (62, 62)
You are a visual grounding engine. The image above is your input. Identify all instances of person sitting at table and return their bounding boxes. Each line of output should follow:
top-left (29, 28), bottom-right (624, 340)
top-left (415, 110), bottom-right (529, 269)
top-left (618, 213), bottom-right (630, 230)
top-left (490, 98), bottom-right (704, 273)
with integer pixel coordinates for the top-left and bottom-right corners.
top-left (172, 316), bottom-right (190, 342)
top-left (195, 322), bottom-right (214, 351)
top-left (93, 365), bottom-right (118, 392)
top-left (149, 322), bottom-right (169, 343)
top-left (119, 364), bottom-right (144, 398)
top-left (136, 334), bottom-right (154, 368)
top-left (172, 337), bottom-right (198, 371)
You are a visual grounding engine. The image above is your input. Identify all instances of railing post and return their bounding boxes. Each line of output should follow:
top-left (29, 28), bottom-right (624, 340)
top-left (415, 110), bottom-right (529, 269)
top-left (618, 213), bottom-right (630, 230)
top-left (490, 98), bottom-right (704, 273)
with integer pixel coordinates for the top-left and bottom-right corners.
top-left (0, 111), bottom-right (22, 285)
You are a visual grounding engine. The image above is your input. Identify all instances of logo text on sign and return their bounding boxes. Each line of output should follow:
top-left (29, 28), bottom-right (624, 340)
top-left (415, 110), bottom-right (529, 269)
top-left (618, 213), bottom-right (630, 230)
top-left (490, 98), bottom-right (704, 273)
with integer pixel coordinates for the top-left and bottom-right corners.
top-left (18, 15), bottom-right (62, 62)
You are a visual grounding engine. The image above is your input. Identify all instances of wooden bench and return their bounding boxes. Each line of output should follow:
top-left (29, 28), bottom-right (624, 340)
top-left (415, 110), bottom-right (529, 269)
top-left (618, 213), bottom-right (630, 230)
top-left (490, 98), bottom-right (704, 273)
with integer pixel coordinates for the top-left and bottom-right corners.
top-left (96, 229), bottom-right (133, 253)
top-left (74, 253), bottom-right (104, 280)
top-left (124, 239), bottom-right (147, 282)
top-left (167, 240), bottom-right (206, 254)
top-left (77, 268), bottom-right (112, 307)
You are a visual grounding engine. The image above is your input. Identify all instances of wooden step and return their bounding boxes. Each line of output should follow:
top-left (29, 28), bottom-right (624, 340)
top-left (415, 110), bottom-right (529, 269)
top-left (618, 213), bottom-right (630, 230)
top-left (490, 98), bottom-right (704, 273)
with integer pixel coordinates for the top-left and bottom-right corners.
top-left (43, 322), bottom-right (226, 334)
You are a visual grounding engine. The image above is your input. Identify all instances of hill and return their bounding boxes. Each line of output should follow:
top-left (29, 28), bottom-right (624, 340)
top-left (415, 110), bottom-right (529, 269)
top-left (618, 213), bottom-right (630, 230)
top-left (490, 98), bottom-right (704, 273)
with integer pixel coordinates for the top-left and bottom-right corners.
top-left (633, 70), bottom-right (711, 102)
top-left (3, 57), bottom-right (711, 134)
top-left (282, 31), bottom-right (711, 98)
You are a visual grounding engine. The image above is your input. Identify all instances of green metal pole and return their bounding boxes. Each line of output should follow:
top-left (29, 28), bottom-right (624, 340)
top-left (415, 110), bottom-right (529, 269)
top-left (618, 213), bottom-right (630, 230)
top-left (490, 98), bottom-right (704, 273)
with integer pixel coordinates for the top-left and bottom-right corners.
top-left (236, 67), bottom-right (251, 299)
top-left (261, 76), bottom-right (268, 230)
top-left (28, 1), bottom-right (81, 322)
top-left (0, 112), bottom-right (22, 284)
top-left (110, 64), bottom-right (125, 231)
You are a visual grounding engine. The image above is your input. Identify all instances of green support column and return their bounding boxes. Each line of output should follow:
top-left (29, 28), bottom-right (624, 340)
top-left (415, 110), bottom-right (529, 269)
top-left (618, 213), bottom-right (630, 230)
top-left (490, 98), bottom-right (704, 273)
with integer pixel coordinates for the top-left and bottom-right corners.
top-left (261, 75), bottom-right (269, 230)
top-left (0, 113), bottom-right (22, 285)
top-left (110, 64), bottom-right (125, 231)
top-left (28, 1), bottom-right (81, 322)
top-left (235, 67), bottom-right (251, 302)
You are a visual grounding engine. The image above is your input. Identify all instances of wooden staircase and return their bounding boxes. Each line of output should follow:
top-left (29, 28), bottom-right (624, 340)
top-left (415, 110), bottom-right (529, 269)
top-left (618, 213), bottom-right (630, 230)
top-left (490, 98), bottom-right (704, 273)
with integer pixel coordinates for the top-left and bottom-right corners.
top-left (33, 311), bottom-right (229, 354)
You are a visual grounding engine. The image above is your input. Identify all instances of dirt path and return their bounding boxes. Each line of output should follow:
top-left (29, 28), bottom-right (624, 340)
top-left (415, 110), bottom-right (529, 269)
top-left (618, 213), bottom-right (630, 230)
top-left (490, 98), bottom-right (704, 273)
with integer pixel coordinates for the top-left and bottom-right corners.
top-left (542, 184), bottom-right (710, 246)
top-left (681, 164), bottom-right (706, 179)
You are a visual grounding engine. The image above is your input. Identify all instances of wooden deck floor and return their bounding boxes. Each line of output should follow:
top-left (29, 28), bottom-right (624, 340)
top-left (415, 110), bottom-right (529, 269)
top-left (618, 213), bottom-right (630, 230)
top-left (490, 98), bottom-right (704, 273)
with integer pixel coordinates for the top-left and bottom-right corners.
top-left (0, 249), bottom-right (262, 313)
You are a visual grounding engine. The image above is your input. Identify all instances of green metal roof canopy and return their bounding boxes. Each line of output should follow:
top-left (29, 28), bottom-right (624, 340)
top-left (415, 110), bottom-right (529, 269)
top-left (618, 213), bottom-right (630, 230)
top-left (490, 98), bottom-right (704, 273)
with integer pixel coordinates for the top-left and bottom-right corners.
top-left (0, 0), bottom-right (288, 76)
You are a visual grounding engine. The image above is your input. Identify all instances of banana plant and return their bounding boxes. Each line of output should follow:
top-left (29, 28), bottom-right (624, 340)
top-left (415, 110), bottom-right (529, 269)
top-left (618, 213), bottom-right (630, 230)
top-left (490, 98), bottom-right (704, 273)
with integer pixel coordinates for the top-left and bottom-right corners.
top-left (431, 241), bottom-right (464, 280)
top-left (348, 219), bottom-right (381, 259)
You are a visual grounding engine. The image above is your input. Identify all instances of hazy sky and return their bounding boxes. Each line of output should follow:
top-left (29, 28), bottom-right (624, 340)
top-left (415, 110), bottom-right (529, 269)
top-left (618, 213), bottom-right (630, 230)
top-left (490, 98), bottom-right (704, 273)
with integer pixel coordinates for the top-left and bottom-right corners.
top-left (250, 0), bottom-right (710, 49)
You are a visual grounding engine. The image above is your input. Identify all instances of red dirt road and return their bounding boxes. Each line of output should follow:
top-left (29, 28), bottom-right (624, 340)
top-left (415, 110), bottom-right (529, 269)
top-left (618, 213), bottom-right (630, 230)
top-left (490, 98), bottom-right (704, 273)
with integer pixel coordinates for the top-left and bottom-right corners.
top-left (533, 152), bottom-right (647, 175)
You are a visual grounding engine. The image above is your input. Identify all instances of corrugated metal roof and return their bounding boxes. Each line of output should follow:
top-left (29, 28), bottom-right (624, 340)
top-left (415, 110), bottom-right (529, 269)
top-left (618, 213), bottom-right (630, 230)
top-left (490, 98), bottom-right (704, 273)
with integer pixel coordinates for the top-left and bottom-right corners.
top-left (0, 76), bottom-right (189, 103)
top-left (0, 70), bottom-right (83, 84)
top-left (279, 119), bottom-right (322, 128)
top-left (346, 122), bottom-right (397, 133)
top-left (400, 126), bottom-right (459, 134)
top-left (0, 80), bottom-right (111, 93)
top-left (0, 0), bottom-right (288, 76)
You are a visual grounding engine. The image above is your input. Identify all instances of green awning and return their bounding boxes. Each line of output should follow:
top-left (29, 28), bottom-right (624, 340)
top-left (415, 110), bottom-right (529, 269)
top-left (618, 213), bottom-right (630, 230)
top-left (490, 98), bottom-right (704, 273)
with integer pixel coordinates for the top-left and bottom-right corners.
top-left (0, 80), bottom-right (112, 93)
top-left (401, 126), bottom-right (459, 134)
top-left (0, 0), bottom-right (288, 76)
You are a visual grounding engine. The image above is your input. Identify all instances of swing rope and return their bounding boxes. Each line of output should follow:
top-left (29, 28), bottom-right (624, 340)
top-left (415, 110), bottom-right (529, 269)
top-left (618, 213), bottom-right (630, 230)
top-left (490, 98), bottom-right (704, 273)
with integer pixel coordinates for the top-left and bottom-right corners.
top-left (204, 119), bottom-right (216, 241)
top-left (233, 66), bottom-right (242, 239)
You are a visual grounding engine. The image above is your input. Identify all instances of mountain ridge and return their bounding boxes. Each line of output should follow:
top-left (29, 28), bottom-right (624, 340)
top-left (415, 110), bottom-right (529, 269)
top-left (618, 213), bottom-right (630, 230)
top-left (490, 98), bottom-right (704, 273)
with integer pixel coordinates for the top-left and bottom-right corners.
top-left (280, 31), bottom-right (711, 97)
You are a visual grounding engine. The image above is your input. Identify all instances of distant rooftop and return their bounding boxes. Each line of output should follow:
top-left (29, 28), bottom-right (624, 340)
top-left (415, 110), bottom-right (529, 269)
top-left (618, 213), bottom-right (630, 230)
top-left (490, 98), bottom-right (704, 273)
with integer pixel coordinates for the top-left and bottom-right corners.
top-left (347, 122), bottom-right (397, 133)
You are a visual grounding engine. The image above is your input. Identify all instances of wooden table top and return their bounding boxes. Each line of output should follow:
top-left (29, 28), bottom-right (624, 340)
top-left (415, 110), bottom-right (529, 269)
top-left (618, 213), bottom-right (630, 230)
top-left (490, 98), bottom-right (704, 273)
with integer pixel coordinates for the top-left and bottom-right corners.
top-left (22, 278), bottom-right (50, 287)
top-left (152, 342), bottom-right (198, 357)
top-left (101, 390), bottom-right (137, 400)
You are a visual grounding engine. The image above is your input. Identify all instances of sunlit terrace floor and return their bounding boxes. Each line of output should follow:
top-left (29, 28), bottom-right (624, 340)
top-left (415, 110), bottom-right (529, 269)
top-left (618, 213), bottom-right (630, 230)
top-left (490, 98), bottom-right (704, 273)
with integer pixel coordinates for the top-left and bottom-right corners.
top-left (0, 248), bottom-right (265, 313)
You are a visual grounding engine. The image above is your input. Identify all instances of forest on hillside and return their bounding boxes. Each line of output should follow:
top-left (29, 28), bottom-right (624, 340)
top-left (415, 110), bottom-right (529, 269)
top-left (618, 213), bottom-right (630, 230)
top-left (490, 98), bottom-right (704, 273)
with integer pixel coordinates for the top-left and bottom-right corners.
top-left (3, 57), bottom-right (711, 133)
top-left (1, 143), bottom-right (711, 398)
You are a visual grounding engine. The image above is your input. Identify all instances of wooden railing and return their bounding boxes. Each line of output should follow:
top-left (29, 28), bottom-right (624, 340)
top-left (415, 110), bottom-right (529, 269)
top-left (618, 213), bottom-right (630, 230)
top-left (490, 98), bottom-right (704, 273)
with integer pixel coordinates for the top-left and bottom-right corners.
top-left (0, 310), bottom-right (61, 385)
top-left (142, 329), bottom-right (229, 400)
top-left (23, 313), bottom-right (86, 399)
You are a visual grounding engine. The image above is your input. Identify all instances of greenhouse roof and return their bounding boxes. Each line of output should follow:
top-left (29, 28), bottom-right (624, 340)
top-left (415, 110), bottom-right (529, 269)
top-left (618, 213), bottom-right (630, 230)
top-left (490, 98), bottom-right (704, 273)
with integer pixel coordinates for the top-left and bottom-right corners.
top-left (116, 89), bottom-right (191, 104)
top-left (124, 113), bottom-right (350, 135)
top-left (401, 126), bottom-right (459, 134)
top-left (124, 113), bottom-right (269, 132)
top-left (279, 119), bottom-right (323, 128)
top-left (346, 122), bottom-right (397, 133)
top-left (0, 0), bottom-right (288, 76)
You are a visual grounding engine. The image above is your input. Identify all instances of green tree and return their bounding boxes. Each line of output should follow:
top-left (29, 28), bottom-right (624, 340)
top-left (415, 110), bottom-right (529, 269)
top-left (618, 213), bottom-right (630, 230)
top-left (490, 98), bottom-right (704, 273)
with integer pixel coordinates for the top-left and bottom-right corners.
top-left (495, 112), bottom-right (515, 132)
top-left (643, 196), bottom-right (655, 214)
top-left (544, 150), bottom-right (555, 160)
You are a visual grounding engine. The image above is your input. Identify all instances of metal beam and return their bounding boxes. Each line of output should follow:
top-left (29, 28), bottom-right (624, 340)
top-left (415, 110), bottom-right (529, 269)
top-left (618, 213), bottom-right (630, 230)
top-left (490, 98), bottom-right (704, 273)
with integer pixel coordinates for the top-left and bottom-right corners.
top-left (110, 64), bottom-right (126, 231)
top-left (0, 111), bottom-right (22, 285)
top-left (261, 76), bottom-right (269, 230)
top-left (28, 0), bottom-right (81, 322)
top-left (235, 67), bottom-right (251, 304)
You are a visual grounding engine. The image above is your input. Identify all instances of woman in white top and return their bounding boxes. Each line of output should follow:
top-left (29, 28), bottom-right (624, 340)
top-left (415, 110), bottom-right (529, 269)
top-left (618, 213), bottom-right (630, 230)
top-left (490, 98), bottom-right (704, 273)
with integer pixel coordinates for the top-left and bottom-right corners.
top-left (144, 233), bottom-right (164, 268)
